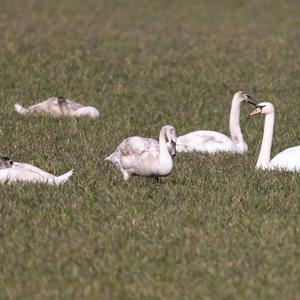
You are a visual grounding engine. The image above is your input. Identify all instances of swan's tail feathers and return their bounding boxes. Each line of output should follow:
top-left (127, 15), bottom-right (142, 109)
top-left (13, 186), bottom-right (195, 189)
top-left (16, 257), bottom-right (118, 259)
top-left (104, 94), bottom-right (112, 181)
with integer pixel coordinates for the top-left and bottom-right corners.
top-left (106, 152), bottom-right (124, 168)
top-left (105, 152), bottom-right (121, 166)
top-left (14, 103), bottom-right (29, 115)
top-left (105, 153), bottom-right (115, 162)
top-left (54, 169), bottom-right (74, 185)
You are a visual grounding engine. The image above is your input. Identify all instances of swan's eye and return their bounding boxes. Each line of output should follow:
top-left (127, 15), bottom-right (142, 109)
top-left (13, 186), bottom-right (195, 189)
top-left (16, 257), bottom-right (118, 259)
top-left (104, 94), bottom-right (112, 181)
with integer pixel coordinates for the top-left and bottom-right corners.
top-left (257, 105), bottom-right (265, 109)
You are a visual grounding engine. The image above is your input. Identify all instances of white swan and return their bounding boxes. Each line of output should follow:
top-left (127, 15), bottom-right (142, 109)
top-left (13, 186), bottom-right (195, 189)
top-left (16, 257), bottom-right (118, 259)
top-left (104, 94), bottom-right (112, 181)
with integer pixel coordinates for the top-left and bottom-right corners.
top-left (0, 156), bottom-right (73, 184)
top-left (176, 91), bottom-right (256, 153)
top-left (105, 125), bottom-right (177, 181)
top-left (250, 102), bottom-right (300, 172)
top-left (15, 97), bottom-right (100, 118)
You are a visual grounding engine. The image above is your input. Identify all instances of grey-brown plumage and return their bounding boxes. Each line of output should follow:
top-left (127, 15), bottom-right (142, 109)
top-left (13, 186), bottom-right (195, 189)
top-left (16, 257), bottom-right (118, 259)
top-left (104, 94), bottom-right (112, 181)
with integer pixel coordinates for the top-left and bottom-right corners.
top-left (15, 97), bottom-right (100, 118)
top-left (105, 125), bottom-right (177, 181)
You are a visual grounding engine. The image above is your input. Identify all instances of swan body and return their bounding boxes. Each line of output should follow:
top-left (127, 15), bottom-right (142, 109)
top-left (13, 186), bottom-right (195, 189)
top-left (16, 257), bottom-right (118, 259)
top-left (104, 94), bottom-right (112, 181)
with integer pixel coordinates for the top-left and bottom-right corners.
top-left (270, 146), bottom-right (300, 170)
top-left (250, 102), bottom-right (300, 172)
top-left (15, 97), bottom-right (100, 118)
top-left (176, 130), bottom-right (237, 153)
top-left (0, 157), bottom-right (73, 184)
top-left (176, 91), bottom-right (255, 153)
top-left (105, 125), bottom-right (177, 181)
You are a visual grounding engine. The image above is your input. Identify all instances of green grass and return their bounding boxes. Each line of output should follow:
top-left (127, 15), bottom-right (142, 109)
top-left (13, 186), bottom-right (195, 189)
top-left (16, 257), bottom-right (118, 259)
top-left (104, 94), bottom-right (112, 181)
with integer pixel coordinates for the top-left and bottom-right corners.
top-left (0, 0), bottom-right (300, 299)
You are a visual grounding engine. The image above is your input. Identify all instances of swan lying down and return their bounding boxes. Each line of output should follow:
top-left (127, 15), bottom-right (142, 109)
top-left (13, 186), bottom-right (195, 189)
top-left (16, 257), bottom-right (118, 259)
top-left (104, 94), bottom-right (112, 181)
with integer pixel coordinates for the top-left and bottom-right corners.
top-left (15, 97), bottom-right (100, 118)
top-left (105, 125), bottom-right (177, 181)
top-left (0, 156), bottom-right (73, 184)
top-left (176, 91), bottom-right (256, 153)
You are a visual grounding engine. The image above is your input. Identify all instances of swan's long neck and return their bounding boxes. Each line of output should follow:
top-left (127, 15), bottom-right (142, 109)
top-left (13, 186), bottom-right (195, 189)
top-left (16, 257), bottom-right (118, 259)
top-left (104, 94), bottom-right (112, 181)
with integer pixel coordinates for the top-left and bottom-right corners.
top-left (229, 97), bottom-right (244, 145)
top-left (159, 128), bottom-right (171, 164)
top-left (256, 112), bottom-right (275, 170)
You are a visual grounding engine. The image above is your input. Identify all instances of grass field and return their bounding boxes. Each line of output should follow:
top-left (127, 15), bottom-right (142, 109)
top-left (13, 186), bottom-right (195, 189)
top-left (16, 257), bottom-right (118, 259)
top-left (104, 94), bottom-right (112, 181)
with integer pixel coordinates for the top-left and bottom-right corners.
top-left (0, 0), bottom-right (300, 299)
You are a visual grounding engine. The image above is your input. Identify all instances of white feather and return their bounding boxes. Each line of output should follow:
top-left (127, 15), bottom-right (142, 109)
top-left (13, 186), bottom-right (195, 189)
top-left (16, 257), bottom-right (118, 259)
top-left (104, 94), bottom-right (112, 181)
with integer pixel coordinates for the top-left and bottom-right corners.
top-left (0, 161), bottom-right (73, 184)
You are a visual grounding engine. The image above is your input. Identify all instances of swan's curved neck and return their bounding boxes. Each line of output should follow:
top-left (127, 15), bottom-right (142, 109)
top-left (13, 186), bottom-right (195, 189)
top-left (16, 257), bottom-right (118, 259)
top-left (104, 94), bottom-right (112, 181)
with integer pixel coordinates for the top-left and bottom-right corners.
top-left (159, 128), bottom-right (171, 163)
top-left (256, 112), bottom-right (275, 170)
top-left (229, 97), bottom-right (244, 145)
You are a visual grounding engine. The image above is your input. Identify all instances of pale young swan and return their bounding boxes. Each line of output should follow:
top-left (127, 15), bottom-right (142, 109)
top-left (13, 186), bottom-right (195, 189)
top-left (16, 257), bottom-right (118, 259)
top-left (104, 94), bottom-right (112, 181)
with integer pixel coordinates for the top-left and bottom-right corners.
top-left (105, 125), bottom-right (177, 181)
top-left (176, 91), bottom-right (256, 153)
top-left (250, 102), bottom-right (300, 172)
top-left (0, 156), bottom-right (73, 184)
top-left (15, 97), bottom-right (100, 118)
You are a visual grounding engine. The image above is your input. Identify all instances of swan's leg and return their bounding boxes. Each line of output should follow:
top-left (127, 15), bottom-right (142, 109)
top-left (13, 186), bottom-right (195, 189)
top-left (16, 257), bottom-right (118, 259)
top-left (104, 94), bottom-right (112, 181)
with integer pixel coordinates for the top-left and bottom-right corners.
top-left (123, 171), bottom-right (130, 181)
top-left (113, 160), bottom-right (130, 181)
top-left (154, 176), bottom-right (162, 183)
top-left (116, 164), bottom-right (130, 180)
top-left (122, 168), bottom-right (135, 181)
top-left (107, 154), bottom-right (131, 181)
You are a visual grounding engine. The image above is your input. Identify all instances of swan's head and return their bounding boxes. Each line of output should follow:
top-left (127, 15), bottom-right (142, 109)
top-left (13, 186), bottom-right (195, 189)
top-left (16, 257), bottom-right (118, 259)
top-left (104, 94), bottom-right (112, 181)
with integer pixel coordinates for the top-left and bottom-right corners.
top-left (250, 102), bottom-right (274, 116)
top-left (234, 91), bottom-right (256, 106)
top-left (163, 125), bottom-right (177, 157)
top-left (0, 156), bottom-right (13, 170)
top-left (73, 106), bottom-right (100, 118)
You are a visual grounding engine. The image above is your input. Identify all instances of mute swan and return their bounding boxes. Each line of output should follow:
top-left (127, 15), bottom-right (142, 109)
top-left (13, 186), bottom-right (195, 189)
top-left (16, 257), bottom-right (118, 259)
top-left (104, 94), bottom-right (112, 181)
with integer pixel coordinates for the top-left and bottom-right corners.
top-left (250, 102), bottom-right (300, 172)
top-left (15, 97), bottom-right (100, 118)
top-left (105, 125), bottom-right (177, 181)
top-left (176, 91), bottom-right (256, 153)
top-left (0, 156), bottom-right (73, 184)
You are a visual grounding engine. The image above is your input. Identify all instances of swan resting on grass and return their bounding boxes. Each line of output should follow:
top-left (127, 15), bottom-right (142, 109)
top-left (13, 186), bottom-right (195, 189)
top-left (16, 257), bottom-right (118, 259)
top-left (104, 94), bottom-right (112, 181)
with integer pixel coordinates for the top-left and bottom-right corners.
top-left (0, 156), bottom-right (73, 184)
top-left (105, 125), bottom-right (177, 181)
top-left (176, 91), bottom-right (256, 154)
top-left (250, 102), bottom-right (300, 172)
top-left (15, 97), bottom-right (100, 118)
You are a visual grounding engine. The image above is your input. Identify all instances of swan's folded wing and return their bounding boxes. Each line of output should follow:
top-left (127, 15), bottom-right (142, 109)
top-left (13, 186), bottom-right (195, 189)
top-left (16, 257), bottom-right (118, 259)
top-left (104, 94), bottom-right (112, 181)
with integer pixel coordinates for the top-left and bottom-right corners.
top-left (0, 168), bottom-right (50, 183)
top-left (12, 162), bottom-right (56, 178)
top-left (271, 146), bottom-right (300, 171)
top-left (64, 99), bottom-right (83, 111)
top-left (176, 131), bottom-right (236, 153)
top-left (119, 137), bottom-right (159, 156)
top-left (24, 97), bottom-right (82, 116)
top-left (178, 131), bottom-right (232, 145)
top-left (26, 98), bottom-right (57, 112)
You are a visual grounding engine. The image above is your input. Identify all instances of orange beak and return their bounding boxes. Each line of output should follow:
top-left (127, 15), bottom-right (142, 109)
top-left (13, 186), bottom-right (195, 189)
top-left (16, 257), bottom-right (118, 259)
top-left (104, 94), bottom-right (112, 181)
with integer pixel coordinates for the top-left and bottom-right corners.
top-left (249, 107), bottom-right (262, 117)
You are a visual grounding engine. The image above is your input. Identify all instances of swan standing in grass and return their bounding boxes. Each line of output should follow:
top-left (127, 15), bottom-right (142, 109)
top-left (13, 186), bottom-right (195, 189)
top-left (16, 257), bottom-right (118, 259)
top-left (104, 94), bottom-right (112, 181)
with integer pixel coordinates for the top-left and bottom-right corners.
top-left (250, 102), bottom-right (300, 172)
top-left (105, 125), bottom-right (177, 181)
top-left (0, 156), bottom-right (73, 184)
top-left (15, 97), bottom-right (100, 118)
top-left (176, 91), bottom-right (256, 153)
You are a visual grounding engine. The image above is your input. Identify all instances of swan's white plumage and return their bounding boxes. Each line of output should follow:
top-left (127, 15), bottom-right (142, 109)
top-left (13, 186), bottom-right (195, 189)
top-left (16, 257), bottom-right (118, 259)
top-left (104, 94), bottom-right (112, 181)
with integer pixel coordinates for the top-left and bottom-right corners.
top-left (177, 130), bottom-right (238, 153)
top-left (250, 102), bottom-right (300, 172)
top-left (270, 146), bottom-right (300, 171)
top-left (176, 91), bottom-right (254, 154)
top-left (105, 125), bottom-right (177, 181)
top-left (0, 161), bottom-right (73, 184)
top-left (15, 97), bottom-right (100, 118)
